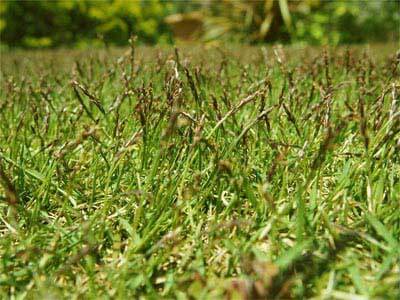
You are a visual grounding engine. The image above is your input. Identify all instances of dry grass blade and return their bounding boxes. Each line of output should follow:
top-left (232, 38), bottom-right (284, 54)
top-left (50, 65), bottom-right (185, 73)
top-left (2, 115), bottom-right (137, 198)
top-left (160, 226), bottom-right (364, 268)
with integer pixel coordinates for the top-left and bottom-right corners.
top-left (207, 90), bottom-right (261, 139)
top-left (71, 80), bottom-right (106, 115)
top-left (0, 160), bottom-right (18, 206)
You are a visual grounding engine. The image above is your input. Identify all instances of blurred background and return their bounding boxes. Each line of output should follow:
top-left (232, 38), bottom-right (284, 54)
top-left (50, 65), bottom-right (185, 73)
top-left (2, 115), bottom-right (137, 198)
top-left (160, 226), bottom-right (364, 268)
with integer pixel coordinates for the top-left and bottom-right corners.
top-left (0, 0), bottom-right (399, 49)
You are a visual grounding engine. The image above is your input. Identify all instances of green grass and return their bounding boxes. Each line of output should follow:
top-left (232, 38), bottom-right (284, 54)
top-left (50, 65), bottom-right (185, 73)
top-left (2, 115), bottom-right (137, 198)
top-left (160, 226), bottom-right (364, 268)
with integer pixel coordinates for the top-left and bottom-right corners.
top-left (0, 45), bottom-right (399, 299)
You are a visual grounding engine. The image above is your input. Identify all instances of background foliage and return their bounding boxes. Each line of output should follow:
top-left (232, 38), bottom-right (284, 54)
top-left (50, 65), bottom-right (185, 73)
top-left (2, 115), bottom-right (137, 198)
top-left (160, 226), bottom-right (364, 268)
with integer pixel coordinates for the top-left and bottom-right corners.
top-left (0, 0), bottom-right (399, 48)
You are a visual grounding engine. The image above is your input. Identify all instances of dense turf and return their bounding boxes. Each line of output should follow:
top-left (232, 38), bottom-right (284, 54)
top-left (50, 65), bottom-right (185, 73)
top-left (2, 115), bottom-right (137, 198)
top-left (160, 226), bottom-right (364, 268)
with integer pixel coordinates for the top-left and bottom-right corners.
top-left (0, 45), bottom-right (399, 299)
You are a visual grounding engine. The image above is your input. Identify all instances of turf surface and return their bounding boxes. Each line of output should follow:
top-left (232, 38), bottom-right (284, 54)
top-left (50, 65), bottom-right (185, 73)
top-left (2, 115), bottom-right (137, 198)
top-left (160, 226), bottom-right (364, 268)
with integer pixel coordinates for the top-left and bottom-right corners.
top-left (0, 45), bottom-right (399, 299)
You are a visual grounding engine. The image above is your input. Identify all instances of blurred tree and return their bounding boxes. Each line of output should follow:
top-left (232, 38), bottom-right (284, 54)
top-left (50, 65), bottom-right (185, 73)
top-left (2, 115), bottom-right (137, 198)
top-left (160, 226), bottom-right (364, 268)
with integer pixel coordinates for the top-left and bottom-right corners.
top-left (291, 0), bottom-right (400, 45)
top-left (0, 0), bottom-right (174, 48)
top-left (0, 0), bottom-right (398, 48)
top-left (195, 0), bottom-right (399, 45)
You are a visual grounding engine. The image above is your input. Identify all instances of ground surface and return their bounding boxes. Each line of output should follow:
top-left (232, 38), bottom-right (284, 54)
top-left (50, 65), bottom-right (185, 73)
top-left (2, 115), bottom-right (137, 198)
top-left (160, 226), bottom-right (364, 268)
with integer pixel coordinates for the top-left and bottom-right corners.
top-left (0, 45), bottom-right (399, 299)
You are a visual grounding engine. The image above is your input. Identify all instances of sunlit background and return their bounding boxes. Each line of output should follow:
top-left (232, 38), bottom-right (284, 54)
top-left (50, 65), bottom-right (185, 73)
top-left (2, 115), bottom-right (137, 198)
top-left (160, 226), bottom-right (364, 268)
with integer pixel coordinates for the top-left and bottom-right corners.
top-left (0, 0), bottom-right (399, 49)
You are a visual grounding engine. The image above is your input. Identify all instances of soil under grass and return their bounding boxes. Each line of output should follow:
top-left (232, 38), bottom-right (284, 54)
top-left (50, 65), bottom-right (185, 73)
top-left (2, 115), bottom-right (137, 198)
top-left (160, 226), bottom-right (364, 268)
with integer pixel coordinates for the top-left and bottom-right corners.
top-left (0, 45), bottom-right (399, 299)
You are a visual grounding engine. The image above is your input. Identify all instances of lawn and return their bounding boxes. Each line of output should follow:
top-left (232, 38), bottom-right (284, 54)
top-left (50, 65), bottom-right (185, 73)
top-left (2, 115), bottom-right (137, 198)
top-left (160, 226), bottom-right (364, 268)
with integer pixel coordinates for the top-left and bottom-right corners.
top-left (0, 45), bottom-right (399, 299)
